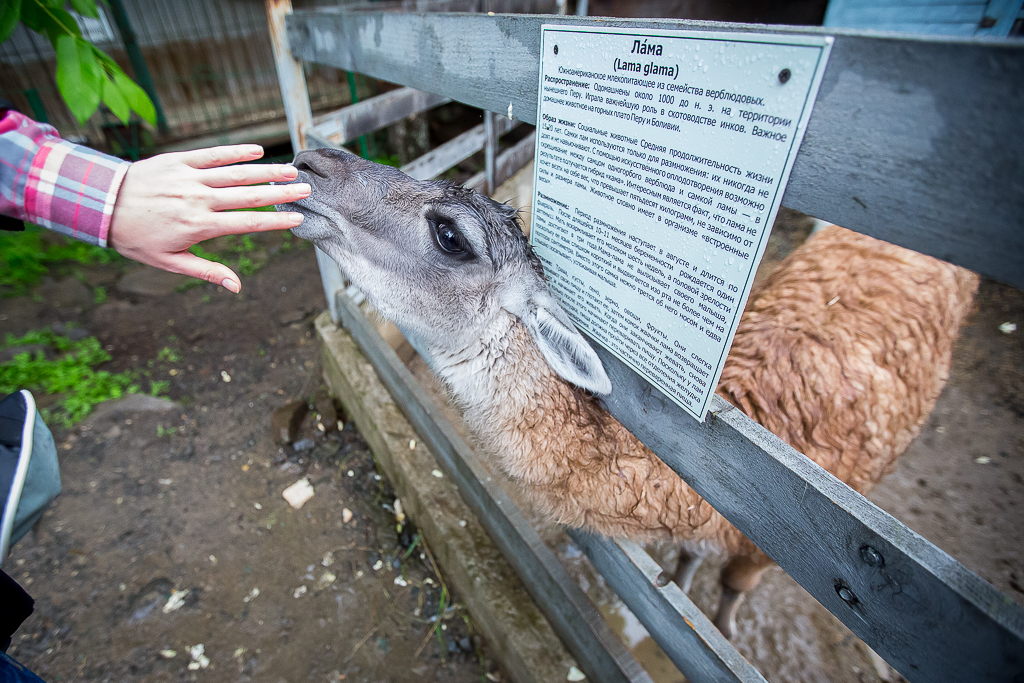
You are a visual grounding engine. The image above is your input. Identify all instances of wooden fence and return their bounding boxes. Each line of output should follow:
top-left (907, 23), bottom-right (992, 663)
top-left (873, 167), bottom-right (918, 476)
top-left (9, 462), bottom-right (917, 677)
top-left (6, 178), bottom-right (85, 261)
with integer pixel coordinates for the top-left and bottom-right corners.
top-left (268, 3), bottom-right (1024, 681)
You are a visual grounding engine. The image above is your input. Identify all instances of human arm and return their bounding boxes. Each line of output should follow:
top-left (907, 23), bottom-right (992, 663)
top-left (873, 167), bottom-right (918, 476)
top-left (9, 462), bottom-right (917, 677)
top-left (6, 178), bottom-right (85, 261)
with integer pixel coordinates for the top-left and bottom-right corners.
top-left (0, 109), bottom-right (311, 293)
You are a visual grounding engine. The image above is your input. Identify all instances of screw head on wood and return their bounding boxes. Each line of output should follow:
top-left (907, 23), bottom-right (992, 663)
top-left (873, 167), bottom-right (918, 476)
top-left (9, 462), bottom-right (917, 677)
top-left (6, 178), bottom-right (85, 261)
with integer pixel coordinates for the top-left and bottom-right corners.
top-left (860, 545), bottom-right (884, 567)
top-left (778, 68), bottom-right (792, 84)
top-left (654, 571), bottom-right (671, 588)
top-left (836, 584), bottom-right (857, 604)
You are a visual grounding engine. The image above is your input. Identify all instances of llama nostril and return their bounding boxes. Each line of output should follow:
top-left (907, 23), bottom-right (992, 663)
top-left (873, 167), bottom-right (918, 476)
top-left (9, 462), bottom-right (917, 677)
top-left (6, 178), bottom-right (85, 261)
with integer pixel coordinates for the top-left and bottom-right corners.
top-left (294, 158), bottom-right (327, 179)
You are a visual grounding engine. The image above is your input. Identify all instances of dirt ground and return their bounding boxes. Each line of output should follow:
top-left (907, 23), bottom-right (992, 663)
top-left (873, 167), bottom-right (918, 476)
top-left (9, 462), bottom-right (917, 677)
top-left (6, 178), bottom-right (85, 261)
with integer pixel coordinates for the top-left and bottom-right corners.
top-left (2, 209), bottom-right (1022, 683)
top-left (2, 240), bottom-right (497, 683)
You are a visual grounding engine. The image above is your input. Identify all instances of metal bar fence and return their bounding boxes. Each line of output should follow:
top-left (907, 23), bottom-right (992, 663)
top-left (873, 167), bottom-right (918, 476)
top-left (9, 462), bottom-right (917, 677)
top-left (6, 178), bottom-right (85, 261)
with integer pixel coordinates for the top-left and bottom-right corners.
top-left (269, 5), bottom-right (1024, 682)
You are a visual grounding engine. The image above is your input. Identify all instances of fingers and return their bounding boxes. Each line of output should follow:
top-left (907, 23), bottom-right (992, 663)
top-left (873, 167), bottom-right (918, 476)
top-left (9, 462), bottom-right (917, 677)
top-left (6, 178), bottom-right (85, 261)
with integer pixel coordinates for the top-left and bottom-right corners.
top-left (179, 144), bottom-right (264, 169)
top-left (159, 251), bottom-right (242, 293)
top-left (196, 208), bottom-right (305, 239)
top-left (208, 183), bottom-right (311, 211)
top-left (201, 162), bottom-right (300, 188)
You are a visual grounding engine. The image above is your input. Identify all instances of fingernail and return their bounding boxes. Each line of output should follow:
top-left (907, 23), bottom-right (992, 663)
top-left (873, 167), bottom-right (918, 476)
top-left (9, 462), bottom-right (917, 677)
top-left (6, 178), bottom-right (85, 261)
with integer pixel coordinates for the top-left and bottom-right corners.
top-left (282, 165), bottom-right (298, 179)
top-left (222, 278), bottom-right (240, 293)
top-left (289, 213), bottom-right (304, 224)
top-left (246, 145), bottom-right (263, 156)
top-left (296, 183), bottom-right (312, 195)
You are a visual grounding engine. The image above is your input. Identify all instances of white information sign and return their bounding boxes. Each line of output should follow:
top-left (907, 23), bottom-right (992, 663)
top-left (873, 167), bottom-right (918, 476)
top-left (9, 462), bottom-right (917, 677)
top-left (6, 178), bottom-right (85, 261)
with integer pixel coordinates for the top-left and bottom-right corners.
top-left (531, 25), bottom-right (832, 421)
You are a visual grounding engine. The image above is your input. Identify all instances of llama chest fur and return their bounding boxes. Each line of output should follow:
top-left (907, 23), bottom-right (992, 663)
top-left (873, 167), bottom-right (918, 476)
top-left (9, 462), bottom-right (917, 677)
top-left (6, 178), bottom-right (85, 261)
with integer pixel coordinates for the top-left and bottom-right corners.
top-left (431, 313), bottom-right (735, 547)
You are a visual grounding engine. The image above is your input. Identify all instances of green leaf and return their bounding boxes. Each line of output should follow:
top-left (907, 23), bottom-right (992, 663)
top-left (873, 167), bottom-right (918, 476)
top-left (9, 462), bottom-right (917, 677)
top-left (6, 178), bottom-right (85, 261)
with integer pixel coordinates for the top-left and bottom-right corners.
top-left (114, 69), bottom-right (156, 125)
top-left (102, 73), bottom-right (129, 123)
top-left (21, 1), bottom-right (80, 41)
top-left (0, 0), bottom-right (21, 44)
top-left (18, 0), bottom-right (46, 33)
top-left (83, 41), bottom-right (103, 83)
top-left (69, 0), bottom-right (99, 19)
top-left (55, 35), bottom-right (101, 123)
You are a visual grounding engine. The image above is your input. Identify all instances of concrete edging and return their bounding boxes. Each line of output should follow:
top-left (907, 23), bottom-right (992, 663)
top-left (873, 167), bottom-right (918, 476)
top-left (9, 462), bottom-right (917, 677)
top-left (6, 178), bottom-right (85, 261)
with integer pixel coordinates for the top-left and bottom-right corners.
top-left (317, 312), bottom-right (579, 683)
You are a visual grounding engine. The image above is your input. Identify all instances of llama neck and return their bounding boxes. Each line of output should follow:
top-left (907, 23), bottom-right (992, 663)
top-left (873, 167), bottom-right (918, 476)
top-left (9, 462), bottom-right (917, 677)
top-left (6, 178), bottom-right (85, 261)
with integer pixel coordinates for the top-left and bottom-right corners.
top-left (427, 311), bottom-right (595, 483)
top-left (426, 311), bottom-right (725, 543)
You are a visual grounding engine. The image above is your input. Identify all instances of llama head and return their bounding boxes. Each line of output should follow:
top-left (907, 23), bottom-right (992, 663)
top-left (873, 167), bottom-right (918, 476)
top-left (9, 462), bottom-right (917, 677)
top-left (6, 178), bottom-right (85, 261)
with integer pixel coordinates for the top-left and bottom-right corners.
top-left (278, 148), bottom-right (611, 395)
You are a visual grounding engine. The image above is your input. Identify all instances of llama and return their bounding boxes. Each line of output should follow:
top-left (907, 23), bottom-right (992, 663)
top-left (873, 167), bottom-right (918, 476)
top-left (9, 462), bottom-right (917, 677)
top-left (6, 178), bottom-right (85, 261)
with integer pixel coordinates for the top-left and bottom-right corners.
top-left (281, 148), bottom-right (979, 638)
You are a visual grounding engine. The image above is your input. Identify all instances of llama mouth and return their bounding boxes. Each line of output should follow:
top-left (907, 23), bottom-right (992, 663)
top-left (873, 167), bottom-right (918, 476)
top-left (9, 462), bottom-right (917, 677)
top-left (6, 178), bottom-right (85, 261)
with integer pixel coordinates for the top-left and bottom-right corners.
top-left (275, 171), bottom-right (354, 244)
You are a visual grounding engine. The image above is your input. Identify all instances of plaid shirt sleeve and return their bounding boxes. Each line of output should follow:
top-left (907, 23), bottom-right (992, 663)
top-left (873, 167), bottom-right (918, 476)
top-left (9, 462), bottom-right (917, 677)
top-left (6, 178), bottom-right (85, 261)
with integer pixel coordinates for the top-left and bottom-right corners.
top-left (0, 110), bottom-right (130, 248)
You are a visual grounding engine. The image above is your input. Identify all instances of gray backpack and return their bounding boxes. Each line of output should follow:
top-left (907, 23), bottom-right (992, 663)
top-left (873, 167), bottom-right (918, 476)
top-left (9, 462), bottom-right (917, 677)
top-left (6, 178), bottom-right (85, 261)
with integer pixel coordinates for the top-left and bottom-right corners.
top-left (0, 390), bottom-right (61, 565)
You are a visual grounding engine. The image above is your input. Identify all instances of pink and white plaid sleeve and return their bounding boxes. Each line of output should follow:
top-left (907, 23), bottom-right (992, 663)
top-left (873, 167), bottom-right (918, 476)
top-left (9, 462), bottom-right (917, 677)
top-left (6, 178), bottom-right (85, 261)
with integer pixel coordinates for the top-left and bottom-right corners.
top-left (0, 110), bottom-right (130, 247)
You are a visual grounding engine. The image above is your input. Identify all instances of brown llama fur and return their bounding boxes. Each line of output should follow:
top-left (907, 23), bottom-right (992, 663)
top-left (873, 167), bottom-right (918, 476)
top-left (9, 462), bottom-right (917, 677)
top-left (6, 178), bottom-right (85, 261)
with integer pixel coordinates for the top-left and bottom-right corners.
top-left (441, 225), bottom-right (979, 567)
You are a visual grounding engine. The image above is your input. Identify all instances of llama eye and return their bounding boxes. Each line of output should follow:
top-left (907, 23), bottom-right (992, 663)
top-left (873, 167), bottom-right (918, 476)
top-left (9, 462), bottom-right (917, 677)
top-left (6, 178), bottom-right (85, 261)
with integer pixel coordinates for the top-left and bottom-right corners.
top-left (433, 222), bottom-right (470, 256)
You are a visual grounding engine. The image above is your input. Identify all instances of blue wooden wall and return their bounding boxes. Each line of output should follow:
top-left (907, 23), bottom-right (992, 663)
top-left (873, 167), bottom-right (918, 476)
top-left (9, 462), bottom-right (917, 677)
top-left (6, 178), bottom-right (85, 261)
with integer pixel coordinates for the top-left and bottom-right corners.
top-left (823, 0), bottom-right (1023, 36)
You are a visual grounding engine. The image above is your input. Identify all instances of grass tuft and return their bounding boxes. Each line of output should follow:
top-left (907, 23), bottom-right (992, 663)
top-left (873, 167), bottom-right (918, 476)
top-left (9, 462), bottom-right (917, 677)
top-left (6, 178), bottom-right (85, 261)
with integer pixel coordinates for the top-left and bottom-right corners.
top-left (1, 329), bottom-right (166, 427)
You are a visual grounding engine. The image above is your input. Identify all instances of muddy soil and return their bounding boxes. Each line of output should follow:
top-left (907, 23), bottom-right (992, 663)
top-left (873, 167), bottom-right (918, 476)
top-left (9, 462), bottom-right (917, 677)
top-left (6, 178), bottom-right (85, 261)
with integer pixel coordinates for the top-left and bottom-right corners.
top-left (2, 241), bottom-right (498, 683)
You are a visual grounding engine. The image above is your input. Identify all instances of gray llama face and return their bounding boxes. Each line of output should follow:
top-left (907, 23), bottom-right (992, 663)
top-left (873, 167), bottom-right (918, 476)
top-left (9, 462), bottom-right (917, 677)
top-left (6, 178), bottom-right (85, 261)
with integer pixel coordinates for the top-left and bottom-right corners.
top-left (277, 148), bottom-right (611, 395)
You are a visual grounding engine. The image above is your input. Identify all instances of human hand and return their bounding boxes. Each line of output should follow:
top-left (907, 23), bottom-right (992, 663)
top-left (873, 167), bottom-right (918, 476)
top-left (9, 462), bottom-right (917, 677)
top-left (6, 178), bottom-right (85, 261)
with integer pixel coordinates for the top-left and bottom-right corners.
top-left (108, 144), bottom-right (311, 293)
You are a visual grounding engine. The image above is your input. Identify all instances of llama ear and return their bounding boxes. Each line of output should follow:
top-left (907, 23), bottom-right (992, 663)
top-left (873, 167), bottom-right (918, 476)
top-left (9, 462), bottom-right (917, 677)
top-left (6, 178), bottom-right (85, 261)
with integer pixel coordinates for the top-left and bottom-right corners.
top-left (516, 293), bottom-right (612, 395)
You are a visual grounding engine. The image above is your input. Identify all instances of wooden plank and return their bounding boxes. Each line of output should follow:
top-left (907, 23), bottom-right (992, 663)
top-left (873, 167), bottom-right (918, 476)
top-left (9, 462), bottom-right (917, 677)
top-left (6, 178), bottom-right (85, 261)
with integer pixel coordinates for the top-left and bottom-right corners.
top-left (332, 292), bottom-right (653, 683)
top-left (569, 531), bottom-right (767, 683)
top-left (285, 11), bottom-right (1024, 289)
top-left (305, 127), bottom-right (342, 150)
top-left (265, 0), bottom-right (312, 152)
top-left (402, 123), bottom-right (487, 180)
top-left (402, 116), bottom-right (517, 180)
top-left (586, 340), bottom-right (1024, 683)
top-left (311, 86), bottom-right (450, 144)
top-left (314, 246), bottom-right (348, 323)
top-left (484, 111), bottom-right (497, 194)
top-left (466, 129), bottom-right (537, 193)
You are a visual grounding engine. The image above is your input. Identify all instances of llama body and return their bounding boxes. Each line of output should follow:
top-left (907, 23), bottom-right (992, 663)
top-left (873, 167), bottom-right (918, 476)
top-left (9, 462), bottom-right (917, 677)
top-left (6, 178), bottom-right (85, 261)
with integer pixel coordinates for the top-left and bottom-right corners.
top-left (281, 149), bottom-right (978, 636)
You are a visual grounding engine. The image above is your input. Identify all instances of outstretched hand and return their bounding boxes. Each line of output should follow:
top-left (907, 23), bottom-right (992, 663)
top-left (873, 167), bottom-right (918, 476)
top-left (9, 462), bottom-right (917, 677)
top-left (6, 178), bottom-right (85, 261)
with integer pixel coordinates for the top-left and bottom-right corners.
top-left (108, 144), bottom-right (311, 293)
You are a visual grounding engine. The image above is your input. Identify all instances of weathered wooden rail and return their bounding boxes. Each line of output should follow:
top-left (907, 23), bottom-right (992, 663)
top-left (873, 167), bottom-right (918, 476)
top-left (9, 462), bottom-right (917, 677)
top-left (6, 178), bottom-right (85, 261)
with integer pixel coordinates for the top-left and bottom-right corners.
top-left (267, 3), bottom-right (1024, 681)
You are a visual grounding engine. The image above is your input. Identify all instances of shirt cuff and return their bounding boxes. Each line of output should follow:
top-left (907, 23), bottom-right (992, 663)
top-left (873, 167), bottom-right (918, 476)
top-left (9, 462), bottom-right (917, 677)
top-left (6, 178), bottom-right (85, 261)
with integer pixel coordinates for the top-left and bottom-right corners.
top-left (24, 139), bottom-right (132, 248)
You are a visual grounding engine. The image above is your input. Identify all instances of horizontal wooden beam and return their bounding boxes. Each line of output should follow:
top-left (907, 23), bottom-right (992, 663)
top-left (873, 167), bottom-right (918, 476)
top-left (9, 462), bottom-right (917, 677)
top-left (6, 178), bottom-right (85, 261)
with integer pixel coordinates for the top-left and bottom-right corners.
top-left (311, 86), bottom-right (450, 145)
top-left (589, 340), bottom-right (1024, 683)
top-left (286, 11), bottom-right (1024, 289)
top-left (466, 130), bottom-right (536, 192)
top-left (569, 531), bottom-right (767, 683)
top-left (401, 116), bottom-right (517, 180)
top-left (333, 291), bottom-right (653, 683)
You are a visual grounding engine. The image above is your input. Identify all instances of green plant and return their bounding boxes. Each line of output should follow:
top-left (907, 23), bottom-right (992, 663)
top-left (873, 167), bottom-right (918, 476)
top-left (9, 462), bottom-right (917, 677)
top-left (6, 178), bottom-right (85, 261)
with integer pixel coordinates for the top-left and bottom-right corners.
top-left (373, 154), bottom-right (402, 168)
top-left (1, 0), bottom-right (155, 125)
top-left (157, 346), bottom-right (181, 363)
top-left (188, 233), bottom-right (271, 279)
top-left (0, 329), bottom-right (150, 427)
top-left (0, 224), bottom-right (124, 296)
top-left (156, 424), bottom-right (178, 438)
top-left (92, 285), bottom-right (106, 304)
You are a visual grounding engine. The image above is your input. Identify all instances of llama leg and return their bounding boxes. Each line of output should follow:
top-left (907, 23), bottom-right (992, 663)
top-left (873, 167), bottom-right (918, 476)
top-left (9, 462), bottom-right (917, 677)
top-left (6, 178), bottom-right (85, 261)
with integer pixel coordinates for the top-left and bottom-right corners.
top-left (713, 555), bottom-right (773, 640)
top-left (672, 547), bottom-right (705, 593)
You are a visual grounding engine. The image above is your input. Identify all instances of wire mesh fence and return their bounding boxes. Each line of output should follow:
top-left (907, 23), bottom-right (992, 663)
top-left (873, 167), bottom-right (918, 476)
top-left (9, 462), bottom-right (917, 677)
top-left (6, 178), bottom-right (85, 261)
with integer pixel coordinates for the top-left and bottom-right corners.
top-left (0, 0), bottom-right (557, 158)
